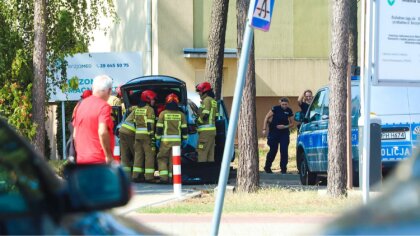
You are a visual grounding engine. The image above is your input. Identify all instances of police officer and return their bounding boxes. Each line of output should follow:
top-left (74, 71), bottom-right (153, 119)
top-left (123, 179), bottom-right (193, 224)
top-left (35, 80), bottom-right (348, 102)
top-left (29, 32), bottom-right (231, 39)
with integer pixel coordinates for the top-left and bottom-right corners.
top-left (262, 97), bottom-right (294, 174)
top-left (155, 93), bottom-right (188, 183)
top-left (195, 82), bottom-right (218, 162)
top-left (297, 89), bottom-right (313, 131)
top-left (119, 105), bottom-right (137, 178)
top-left (132, 90), bottom-right (157, 183)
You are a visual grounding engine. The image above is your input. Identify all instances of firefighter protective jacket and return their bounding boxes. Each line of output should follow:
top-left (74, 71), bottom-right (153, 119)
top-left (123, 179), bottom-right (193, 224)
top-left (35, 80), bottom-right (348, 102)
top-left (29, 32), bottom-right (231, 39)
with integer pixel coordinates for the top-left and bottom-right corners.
top-left (197, 94), bottom-right (218, 132)
top-left (133, 104), bottom-right (155, 139)
top-left (119, 106), bottom-right (137, 136)
top-left (155, 109), bottom-right (188, 142)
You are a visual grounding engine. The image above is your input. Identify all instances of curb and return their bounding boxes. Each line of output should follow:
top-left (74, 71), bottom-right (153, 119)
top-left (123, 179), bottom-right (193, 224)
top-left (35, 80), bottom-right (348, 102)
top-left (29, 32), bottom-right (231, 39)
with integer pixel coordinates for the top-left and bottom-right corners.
top-left (117, 191), bottom-right (202, 216)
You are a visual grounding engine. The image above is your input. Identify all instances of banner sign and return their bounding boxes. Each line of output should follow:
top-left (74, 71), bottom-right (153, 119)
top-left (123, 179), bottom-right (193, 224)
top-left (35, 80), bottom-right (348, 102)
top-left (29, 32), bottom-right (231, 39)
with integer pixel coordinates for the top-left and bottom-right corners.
top-left (375, 0), bottom-right (420, 86)
top-left (48, 52), bottom-right (143, 102)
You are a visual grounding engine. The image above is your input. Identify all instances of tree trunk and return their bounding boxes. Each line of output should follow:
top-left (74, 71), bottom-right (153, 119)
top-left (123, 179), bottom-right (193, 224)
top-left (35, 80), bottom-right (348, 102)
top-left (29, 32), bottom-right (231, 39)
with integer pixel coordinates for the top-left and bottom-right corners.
top-left (205, 0), bottom-right (229, 100)
top-left (327, 0), bottom-right (350, 197)
top-left (32, 0), bottom-right (47, 156)
top-left (348, 0), bottom-right (358, 66)
top-left (236, 0), bottom-right (259, 193)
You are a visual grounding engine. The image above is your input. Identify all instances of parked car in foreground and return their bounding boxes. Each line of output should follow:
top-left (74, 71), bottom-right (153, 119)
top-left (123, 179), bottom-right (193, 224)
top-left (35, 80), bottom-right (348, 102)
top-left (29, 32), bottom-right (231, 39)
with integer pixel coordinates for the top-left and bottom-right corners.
top-left (0, 118), bottom-right (157, 235)
top-left (295, 76), bottom-right (420, 185)
top-left (113, 75), bottom-right (232, 184)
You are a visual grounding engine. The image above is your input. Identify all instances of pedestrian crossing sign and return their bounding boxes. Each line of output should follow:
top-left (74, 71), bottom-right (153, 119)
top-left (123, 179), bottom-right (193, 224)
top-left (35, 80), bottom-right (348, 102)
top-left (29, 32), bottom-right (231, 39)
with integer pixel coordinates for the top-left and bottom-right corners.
top-left (251, 0), bottom-right (275, 32)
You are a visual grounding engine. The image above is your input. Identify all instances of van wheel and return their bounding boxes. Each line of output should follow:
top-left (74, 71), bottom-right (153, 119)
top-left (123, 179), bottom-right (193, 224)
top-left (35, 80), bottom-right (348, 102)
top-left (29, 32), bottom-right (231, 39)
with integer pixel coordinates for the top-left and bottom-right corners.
top-left (352, 171), bottom-right (359, 187)
top-left (300, 156), bottom-right (317, 185)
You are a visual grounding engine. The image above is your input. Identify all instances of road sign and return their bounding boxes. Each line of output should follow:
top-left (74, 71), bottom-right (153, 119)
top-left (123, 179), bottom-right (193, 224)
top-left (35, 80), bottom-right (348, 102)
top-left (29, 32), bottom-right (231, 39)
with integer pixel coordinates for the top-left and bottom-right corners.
top-left (251, 0), bottom-right (275, 32)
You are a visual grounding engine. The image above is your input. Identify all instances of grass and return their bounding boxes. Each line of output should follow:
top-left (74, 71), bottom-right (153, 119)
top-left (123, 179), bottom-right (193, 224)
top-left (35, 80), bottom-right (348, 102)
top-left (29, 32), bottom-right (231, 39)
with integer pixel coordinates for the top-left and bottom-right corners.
top-left (232, 130), bottom-right (299, 174)
top-left (138, 187), bottom-right (362, 215)
top-left (48, 159), bottom-right (68, 177)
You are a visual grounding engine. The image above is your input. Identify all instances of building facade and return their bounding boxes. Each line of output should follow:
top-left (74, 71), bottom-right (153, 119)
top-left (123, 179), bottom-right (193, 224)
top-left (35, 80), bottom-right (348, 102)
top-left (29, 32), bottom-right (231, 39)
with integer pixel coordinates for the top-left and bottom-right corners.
top-left (89, 0), bottom-right (337, 135)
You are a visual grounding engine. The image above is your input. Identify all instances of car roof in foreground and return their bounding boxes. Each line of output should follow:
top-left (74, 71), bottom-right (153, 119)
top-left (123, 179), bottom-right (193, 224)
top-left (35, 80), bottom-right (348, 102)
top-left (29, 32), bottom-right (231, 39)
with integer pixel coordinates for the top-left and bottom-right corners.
top-left (122, 75), bottom-right (186, 87)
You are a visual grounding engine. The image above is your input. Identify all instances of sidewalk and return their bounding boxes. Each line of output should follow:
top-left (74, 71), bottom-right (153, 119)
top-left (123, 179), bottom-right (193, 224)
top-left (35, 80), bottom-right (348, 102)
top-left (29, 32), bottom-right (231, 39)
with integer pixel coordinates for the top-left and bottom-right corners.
top-left (113, 183), bottom-right (209, 215)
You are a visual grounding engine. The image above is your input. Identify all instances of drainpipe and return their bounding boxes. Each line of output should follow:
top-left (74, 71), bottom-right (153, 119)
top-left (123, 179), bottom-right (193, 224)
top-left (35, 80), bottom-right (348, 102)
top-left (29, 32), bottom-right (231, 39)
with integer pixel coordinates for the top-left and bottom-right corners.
top-left (146, 0), bottom-right (152, 75)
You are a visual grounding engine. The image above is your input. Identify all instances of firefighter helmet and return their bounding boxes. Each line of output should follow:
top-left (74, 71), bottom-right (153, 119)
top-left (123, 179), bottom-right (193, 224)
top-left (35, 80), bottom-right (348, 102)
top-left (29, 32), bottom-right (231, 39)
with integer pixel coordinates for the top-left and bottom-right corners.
top-left (165, 93), bottom-right (179, 104)
top-left (196, 82), bottom-right (212, 93)
top-left (81, 89), bottom-right (92, 99)
top-left (141, 90), bottom-right (157, 103)
top-left (116, 86), bottom-right (122, 97)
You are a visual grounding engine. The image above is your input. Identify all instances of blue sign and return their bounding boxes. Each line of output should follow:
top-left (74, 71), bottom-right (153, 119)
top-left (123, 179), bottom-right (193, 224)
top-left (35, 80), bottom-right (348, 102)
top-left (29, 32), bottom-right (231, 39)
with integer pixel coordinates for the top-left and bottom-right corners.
top-left (251, 0), bottom-right (275, 32)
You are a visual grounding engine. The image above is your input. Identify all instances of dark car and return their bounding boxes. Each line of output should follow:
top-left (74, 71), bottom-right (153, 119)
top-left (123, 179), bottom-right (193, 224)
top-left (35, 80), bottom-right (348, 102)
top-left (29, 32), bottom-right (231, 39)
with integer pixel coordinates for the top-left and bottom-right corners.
top-left (113, 75), bottom-right (232, 184)
top-left (0, 118), bottom-right (157, 235)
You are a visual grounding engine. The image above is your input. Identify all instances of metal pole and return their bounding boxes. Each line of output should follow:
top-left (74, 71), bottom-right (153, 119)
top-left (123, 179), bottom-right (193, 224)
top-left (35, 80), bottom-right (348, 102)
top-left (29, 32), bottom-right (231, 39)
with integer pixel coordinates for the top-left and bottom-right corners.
top-left (146, 0), bottom-right (152, 75)
top-left (61, 101), bottom-right (67, 160)
top-left (210, 0), bottom-right (256, 235)
top-left (346, 65), bottom-right (353, 189)
top-left (361, 0), bottom-right (373, 204)
top-left (172, 146), bottom-right (182, 197)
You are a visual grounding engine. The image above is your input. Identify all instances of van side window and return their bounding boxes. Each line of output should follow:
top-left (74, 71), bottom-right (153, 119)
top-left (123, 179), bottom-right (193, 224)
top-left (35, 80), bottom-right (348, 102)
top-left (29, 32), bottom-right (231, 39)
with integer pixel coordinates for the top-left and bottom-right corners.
top-left (307, 90), bottom-right (326, 122)
top-left (322, 90), bottom-right (329, 117)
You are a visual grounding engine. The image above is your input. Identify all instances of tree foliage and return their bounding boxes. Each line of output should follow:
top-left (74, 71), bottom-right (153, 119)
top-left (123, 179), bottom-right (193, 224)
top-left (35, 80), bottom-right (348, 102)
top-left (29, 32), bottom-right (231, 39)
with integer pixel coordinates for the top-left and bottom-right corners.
top-left (0, 0), bottom-right (115, 140)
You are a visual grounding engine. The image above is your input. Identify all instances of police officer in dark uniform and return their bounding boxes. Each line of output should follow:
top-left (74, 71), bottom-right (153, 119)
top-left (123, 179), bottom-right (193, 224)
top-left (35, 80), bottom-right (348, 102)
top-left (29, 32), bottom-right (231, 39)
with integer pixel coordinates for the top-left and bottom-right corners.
top-left (262, 97), bottom-right (294, 174)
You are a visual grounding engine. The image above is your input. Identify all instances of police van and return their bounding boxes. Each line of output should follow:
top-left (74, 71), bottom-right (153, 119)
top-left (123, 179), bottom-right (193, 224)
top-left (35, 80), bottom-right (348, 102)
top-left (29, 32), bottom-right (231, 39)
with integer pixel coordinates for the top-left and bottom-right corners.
top-left (112, 75), bottom-right (232, 184)
top-left (294, 76), bottom-right (420, 185)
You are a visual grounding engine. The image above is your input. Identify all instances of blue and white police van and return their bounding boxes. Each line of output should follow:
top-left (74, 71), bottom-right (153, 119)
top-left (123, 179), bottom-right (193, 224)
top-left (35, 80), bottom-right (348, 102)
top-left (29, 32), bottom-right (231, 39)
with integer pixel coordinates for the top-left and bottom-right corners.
top-left (294, 76), bottom-right (420, 185)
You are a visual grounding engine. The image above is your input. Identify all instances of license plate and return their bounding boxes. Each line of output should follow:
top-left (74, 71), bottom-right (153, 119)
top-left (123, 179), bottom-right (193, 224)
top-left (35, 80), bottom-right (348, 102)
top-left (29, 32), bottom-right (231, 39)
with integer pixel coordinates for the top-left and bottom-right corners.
top-left (381, 132), bottom-right (406, 140)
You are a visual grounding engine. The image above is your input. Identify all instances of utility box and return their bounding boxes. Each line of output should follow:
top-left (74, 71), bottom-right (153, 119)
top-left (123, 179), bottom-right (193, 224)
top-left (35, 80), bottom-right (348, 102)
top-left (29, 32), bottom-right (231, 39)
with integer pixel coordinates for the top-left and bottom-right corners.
top-left (358, 116), bottom-right (382, 190)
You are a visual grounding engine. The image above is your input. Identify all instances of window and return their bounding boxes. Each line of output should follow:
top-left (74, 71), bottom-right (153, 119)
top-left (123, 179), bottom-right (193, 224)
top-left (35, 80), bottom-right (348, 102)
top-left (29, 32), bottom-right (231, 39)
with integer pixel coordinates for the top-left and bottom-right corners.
top-left (307, 90), bottom-right (326, 122)
top-left (322, 90), bottom-right (329, 117)
top-left (0, 126), bottom-right (44, 215)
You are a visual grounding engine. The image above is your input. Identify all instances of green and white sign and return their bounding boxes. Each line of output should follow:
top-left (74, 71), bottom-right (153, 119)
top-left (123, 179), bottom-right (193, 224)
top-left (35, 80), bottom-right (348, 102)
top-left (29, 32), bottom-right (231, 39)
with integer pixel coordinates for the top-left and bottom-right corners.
top-left (48, 52), bottom-right (143, 102)
top-left (375, 0), bottom-right (420, 85)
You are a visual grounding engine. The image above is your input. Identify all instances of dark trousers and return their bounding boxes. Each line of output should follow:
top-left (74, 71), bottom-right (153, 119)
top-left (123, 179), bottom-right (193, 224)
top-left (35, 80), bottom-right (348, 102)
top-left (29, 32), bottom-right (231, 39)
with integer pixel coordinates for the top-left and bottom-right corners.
top-left (265, 133), bottom-right (290, 173)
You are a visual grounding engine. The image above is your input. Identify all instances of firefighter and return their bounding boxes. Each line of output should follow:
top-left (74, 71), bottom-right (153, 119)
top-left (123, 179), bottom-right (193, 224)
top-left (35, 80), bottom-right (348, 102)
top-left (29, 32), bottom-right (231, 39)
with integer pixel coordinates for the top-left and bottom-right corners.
top-left (132, 90), bottom-right (157, 183)
top-left (107, 85), bottom-right (121, 105)
top-left (196, 82), bottom-right (218, 162)
top-left (155, 93), bottom-right (188, 183)
top-left (119, 105), bottom-right (137, 178)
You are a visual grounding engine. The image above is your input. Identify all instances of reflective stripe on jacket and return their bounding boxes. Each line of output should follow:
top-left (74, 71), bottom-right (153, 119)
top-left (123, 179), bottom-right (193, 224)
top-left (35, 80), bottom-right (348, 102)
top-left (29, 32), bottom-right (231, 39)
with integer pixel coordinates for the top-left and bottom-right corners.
top-left (134, 104), bottom-right (155, 139)
top-left (119, 108), bottom-right (137, 136)
top-left (155, 109), bottom-right (188, 142)
top-left (197, 95), bottom-right (218, 131)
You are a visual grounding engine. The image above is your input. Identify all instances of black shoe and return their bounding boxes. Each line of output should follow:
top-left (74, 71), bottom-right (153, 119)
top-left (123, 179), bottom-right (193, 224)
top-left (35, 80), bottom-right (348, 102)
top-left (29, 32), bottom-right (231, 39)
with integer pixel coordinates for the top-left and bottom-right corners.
top-left (155, 179), bottom-right (169, 184)
top-left (264, 167), bottom-right (273, 174)
top-left (132, 176), bottom-right (145, 183)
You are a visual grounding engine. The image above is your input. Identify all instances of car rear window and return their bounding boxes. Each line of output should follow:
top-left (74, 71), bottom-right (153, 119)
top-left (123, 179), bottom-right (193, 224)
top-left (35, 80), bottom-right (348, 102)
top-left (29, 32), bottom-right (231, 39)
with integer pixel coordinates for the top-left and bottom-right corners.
top-left (125, 86), bottom-right (184, 107)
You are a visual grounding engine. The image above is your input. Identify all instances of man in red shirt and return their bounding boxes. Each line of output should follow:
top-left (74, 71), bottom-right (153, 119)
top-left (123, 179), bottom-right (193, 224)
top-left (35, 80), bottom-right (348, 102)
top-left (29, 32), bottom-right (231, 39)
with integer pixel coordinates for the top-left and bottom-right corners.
top-left (73, 75), bottom-right (115, 164)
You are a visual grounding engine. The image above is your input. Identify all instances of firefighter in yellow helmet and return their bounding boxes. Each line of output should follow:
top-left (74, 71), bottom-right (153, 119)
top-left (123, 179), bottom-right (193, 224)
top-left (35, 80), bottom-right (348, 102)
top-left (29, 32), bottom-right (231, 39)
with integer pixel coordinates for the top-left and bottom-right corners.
top-left (155, 93), bottom-right (188, 183)
top-left (132, 90), bottom-right (157, 183)
top-left (119, 103), bottom-right (138, 178)
top-left (196, 82), bottom-right (218, 162)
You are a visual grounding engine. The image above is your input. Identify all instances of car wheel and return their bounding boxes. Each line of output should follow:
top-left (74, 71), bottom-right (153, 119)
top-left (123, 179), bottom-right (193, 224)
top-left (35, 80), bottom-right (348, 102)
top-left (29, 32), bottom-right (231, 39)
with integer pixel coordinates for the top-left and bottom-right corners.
top-left (299, 156), bottom-right (317, 185)
top-left (352, 171), bottom-right (359, 187)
